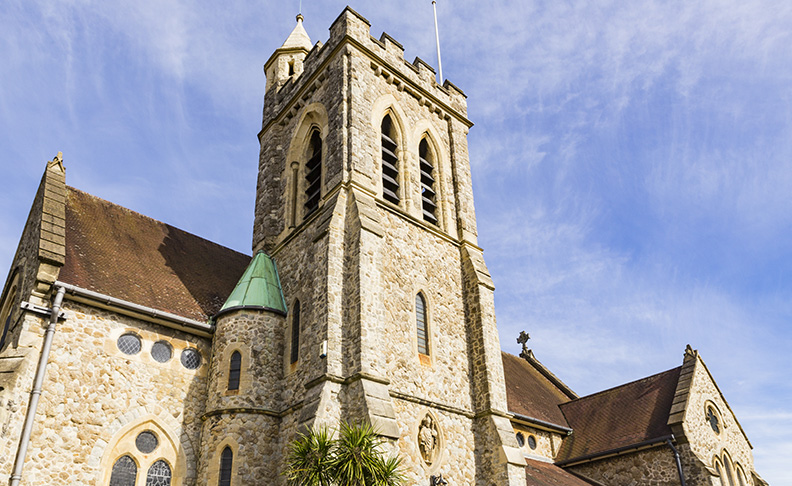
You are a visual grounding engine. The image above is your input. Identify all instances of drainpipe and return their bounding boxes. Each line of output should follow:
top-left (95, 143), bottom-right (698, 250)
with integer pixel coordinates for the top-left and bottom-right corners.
top-left (666, 437), bottom-right (687, 486)
top-left (9, 285), bottom-right (65, 486)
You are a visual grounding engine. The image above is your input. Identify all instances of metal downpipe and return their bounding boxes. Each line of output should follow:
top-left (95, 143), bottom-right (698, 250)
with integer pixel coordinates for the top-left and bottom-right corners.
top-left (9, 285), bottom-right (65, 486)
top-left (667, 437), bottom-right (688, 486)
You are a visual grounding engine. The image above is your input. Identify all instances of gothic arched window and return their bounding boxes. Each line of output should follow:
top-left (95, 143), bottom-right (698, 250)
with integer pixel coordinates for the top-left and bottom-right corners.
top-left (145, 459), bottom-right (172, 486)
top-left (381, 115), bottom-right (400, 205)
top-left (419, 138), bottom-right (438, 225)
top-left (416, 293), bottom-right (429, 355)
top-left (219, 447), bottom-right (233, 486)
top-left (290, 301), bottom-right (301, 364)
top-left (109, 455), bottom-right (137, 486)
top-left (0, 284), bottom-right (15, 351)
top-left (304, 130), bottom-right (322, 217)
top-left (228, 351), bottom-right (242, 391)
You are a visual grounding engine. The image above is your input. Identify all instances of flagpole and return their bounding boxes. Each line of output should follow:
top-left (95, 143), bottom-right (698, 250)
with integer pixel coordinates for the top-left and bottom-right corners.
top-left (432, 0), bottom-right (443, 83)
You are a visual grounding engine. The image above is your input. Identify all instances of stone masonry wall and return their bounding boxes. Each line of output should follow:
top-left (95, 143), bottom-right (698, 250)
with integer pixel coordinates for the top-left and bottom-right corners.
top-left (567, 443), bottom-right (712, 486)
top-left (9, 300), bottom-right (209, 485)
top-left (682, 354), bottom-right (756, 484)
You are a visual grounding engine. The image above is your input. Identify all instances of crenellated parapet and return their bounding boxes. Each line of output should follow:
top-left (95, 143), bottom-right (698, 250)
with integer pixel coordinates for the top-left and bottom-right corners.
top-left (260, 6), bottom-right (469, 139)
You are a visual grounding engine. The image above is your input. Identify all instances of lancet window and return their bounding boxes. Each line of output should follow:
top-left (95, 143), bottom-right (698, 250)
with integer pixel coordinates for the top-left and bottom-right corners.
top-left (381, 115), bottom-right (400, 204)
top-left (304, 130), bottom-right (322, 217)
top-left (419, 138), bottom-right (438, 225)
top-left (109, 455), bottom-right (138, 486)
top-left (219, 447), bottom-right (233, 486)
top-left (290, 301), bottom-right (301, 364)
top-left (228, 351), bottom-right (242, 391)
top-left (416, 293), bottom-right (429, 355)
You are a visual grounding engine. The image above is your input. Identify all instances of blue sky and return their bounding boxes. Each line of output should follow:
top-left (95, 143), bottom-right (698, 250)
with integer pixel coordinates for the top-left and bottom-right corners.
top-left (1, 0), bottom-right (790, 482)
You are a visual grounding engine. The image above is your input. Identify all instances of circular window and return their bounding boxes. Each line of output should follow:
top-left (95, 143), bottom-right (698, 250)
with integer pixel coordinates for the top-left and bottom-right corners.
top-left (515, 432), bottom-right (525, 447)
top-left (135, 431), bottom-right (159, 454)
top-left (151, 341), bottom-right (173, 363)
top-left (528, 435), bottom-right (537, 450)
top-left (117, 333), bottom-right (142, 355)
top-left (181, 348), bottom-right (202, 370)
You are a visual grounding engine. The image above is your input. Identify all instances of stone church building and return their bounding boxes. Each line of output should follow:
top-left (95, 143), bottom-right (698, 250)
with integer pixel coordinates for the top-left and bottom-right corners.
top-left (0, 7), bottom-right (767, 486)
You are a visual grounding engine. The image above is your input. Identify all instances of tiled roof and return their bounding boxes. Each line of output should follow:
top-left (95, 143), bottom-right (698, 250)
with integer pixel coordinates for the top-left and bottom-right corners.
top-left (525, 459), bottom-right (595, 486)
top-left (556, 366), bottom-right (682, 464)
top-left (502, 352), bottom-right (572, 427)
top-left (60, 187), bottom-right (251, 321)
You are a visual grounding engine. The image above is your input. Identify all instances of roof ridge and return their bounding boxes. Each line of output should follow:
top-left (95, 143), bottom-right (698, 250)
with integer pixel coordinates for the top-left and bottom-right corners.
top-left (502, 350), bottom-right (577, 399)
top-left (562, 366), bottom-right (682, 405)
top-left (67, 186), bottom-right (250, 258)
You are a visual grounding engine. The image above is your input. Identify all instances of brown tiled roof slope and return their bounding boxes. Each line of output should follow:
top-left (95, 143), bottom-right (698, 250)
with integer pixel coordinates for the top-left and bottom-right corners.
top-left (502, 352), bottom-right (572, 427)
top-left (525, 459), bottom-right (595, 486)
top-left (60, 187), bottom-right (251, 321)
top-left (556, 366), bottom-right (681, 464)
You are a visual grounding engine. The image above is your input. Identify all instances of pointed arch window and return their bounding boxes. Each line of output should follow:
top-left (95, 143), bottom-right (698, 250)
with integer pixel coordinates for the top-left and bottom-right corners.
top-left (381, 115), bottom-right (400, 204)
top-left (228, 351), bottom-right (242, 391)
top-left (416, 293), bottom-right (429, 355)
top-left (304, 130), bottom-right (322, 217)
top-left (290, 301), bottom-right (301, 364)
top-left (145, 460), bottom-right (172, 486)
top-left (419, 138), bottom-right (438, 225)
top-left (219, 447), bottom-right (233, 486)
top-left (109, 455), bottom-right (137, 486)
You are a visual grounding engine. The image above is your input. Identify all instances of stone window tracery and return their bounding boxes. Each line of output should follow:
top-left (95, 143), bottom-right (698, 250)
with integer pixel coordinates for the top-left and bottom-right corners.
top-left (416, 293), bottom-right (429, 355)
top-left (228, 350), bottom-right (242, 391)
top-left (145, 460), bottom-right (172, 486)
top-left (381, 114), bottom-right (400, 205)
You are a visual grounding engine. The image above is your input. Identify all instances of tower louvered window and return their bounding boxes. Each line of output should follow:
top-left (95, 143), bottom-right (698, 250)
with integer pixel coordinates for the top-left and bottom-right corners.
top-left (304, 130), bottom-right (322, 217)
top-left (219, 447), bottom-right (233, 486)
top-left (290, 301), bottom-right (301, 364)
top-left (419, 138), bottom-right (437, 225)
top-left (381, 115), bottom-right (400, 204)
top-left (228, 351), bottom-right (241, 391)
top-left (416, 293), bottom-right (429, 355)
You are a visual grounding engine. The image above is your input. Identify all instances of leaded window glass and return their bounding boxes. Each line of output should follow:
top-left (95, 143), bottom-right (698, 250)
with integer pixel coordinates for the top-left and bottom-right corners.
top-left (419, 138), bottom-right (438, 225)
top-left (146, 459), bottom-right (172, 486)
top-left (181, 348), bottom-right (202, 370)
top-left (381, 115), bottom-right (400, 205)
top-left (528, 435), bottom-right (537, 450)
top-left (290, 301), bottom-right (300, 364)
top-left (117, 333), bottom-right (142, 355)
top-left (109, 455), bottom-right (137, 486)
top-left (416, 293), bottom-right (428, 355)
top-left (219, 447), bottom-right (233, 486)
top-left (707, 406), bottom-right (720, 434)
top-left (151, 341), bottom-right (172, 363)
top-left (304, 130), bottom-right (322, 217)
top-left (228, 351), bottom-right (242, 391)
top-left (136, 431), bottom-right (159, 454)
top-left (515, 432), bottom-right (525, 447)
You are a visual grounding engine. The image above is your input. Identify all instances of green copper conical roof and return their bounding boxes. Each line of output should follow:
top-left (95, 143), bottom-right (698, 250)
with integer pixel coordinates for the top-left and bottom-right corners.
top-left (216, 251), bottom-right (287, 317)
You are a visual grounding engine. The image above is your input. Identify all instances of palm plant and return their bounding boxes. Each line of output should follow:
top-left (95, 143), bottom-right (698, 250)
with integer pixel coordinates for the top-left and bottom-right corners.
top-left (284, 421), bottom-right (405, 486)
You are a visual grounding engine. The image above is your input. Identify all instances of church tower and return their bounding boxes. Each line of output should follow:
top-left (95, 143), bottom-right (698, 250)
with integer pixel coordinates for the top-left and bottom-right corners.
top-left (231, 8), bottom-right (526, 484)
